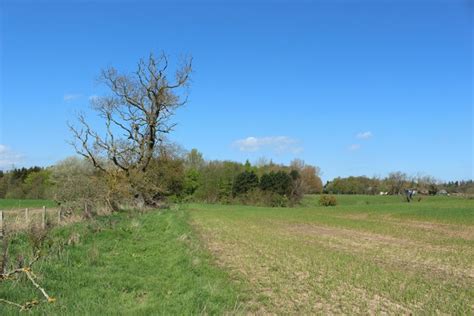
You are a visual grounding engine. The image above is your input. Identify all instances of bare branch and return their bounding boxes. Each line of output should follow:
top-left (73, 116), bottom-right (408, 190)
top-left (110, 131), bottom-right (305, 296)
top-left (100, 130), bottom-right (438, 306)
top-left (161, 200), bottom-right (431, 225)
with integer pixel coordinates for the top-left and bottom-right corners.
top-left (69, 52), bottom-right (192, 178)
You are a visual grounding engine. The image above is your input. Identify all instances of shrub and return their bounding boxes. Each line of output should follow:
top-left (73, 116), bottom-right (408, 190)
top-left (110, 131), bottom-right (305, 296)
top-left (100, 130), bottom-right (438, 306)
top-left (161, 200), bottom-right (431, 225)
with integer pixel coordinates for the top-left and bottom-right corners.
top-left (50, 157), bottom-right (109, 216)
top-left (319, 195), bottom-right (337, 206)
top-left (260, 171), bottom-right (292, 196)
top-left (238, 189), bottom-right (289, 207)
top-left (233, 171), bottom-right (259, 196)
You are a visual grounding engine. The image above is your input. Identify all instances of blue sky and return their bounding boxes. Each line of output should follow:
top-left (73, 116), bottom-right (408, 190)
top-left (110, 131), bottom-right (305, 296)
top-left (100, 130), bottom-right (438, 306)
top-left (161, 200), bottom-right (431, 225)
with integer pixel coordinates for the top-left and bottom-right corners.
top-left (0, 0), bottom-right (472, 182)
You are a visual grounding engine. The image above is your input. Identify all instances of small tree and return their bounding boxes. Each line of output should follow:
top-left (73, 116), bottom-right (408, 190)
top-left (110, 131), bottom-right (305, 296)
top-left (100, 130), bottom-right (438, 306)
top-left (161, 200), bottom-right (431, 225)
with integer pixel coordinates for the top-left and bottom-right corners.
top-left (51, 157), bottom-right (109, 216)
top-left (290, 159), bottom-right (323, 194)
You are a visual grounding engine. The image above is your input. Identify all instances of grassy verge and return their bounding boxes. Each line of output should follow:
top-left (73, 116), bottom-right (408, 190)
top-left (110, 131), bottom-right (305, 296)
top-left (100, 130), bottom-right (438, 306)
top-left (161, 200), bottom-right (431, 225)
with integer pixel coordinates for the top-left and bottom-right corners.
top-left (189, 196), bottom-right (474, 314)
top-left (0, 208), bottom-right (245, 315)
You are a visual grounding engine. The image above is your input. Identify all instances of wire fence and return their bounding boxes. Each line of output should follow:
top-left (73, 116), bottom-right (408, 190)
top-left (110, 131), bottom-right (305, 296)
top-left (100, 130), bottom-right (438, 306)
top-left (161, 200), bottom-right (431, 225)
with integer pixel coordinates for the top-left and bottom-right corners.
top-left (0, 207), bottom-right (61, 234)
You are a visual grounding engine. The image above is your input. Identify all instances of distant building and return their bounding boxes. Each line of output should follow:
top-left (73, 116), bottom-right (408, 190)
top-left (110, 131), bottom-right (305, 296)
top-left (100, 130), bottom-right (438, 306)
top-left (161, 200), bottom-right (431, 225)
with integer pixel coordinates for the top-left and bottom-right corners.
top-left (437, 189), bottom-right (448, 196)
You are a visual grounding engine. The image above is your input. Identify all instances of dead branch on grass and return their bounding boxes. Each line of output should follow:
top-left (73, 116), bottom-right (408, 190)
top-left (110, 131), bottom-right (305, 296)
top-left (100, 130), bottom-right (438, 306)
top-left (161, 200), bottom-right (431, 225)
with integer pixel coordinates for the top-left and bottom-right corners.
top-left (0, 249), bottom-right (55, 311)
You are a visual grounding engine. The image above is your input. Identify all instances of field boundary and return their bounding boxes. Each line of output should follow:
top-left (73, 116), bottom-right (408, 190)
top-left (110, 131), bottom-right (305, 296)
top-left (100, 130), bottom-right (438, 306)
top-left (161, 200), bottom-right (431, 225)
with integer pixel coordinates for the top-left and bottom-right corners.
top-left (0, 207), bottom-right (62, 233)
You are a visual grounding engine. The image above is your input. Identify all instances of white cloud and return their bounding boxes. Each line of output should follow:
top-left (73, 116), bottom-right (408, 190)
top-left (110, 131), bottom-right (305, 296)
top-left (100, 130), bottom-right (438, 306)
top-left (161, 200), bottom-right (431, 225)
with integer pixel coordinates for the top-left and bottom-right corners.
top-left (0, 145), bottom-right (24, 169)
top-left (356, 131), bottom-right (373, 139)
top-left (63, 93), bottom-right (82, 102)
top-left (348, 144), bottom-right (361, 151)
top-left (233, 136), bottom-right (303, 154)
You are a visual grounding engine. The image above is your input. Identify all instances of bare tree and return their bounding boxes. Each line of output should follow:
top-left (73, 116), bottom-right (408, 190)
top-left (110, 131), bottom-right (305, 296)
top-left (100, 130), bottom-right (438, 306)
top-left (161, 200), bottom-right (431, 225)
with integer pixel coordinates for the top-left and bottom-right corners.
top-left (69, 52), bottom-right (192, 205)
top-left (69, 52), bottom-right (192, 174)
top-left (290, 159), bottom-right (323, 194)
top-left (386, 171), bottom-right (408, 195)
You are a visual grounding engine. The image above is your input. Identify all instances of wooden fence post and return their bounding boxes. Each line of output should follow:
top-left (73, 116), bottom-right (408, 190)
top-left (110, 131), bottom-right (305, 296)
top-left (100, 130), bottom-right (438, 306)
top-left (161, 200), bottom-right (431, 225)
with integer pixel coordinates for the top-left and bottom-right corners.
top-left (0, 211), bottom-right (3, 240)
top-left (57, 209), bottom-right (61, 225)
top-left (25, 208), bottom-right (29, 223)
top-left (42, 206), bottom-right (46, 229)
top-left (0, 210), bottom-right (4, 273)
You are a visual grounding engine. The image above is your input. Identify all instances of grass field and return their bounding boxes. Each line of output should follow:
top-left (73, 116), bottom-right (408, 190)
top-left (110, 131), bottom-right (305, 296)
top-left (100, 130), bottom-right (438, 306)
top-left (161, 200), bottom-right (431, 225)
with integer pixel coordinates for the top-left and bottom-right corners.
top-left (0, 199), bottom-right (57, 210)
top-left (1, 208), bottom-right (243, 315)
top-left (1, 195), bottom-right (473, 314)
top-left (190, 195), bottom-right (474, 314)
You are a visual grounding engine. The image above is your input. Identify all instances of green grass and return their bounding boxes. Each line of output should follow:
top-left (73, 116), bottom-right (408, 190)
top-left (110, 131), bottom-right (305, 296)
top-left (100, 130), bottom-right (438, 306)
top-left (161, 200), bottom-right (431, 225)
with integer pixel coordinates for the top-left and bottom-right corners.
top-left (189, 195), bottom-right (474, 314)
top-left (302, 194), bottom-right (474, 224)
top-left (0, 199), bottom-right (57, 210)
top-left (0, 208), bottom-right (244, 315)
top-left (2, 195), bottom-right (472, 314)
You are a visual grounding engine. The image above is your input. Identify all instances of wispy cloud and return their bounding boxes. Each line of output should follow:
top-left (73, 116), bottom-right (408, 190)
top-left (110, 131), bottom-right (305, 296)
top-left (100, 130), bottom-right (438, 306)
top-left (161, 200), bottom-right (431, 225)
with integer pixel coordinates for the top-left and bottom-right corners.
top-left (89, 95), bottom-right (99, 102)
top-left (356, 131), bottom-right (373, 139)
top-left (233, 136), bottom-right (303, 154)
top-left (0, 144), bottom-right (24, 169)
top-left (348, 144), bottom-right (361, 151)
top-left (63, 93), bottom-right (82, 102)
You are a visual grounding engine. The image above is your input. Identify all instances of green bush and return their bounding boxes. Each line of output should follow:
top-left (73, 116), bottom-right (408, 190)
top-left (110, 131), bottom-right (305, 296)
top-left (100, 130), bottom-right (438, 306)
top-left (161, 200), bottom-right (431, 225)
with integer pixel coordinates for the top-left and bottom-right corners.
top-left (260, 171), bottom-right (292, 196)
top-left (233, 171), bottom-right (259, 196)
top-left (319, 195), bottom-right (337, 206)
top-left (237, 189), bottom-right (289, 207)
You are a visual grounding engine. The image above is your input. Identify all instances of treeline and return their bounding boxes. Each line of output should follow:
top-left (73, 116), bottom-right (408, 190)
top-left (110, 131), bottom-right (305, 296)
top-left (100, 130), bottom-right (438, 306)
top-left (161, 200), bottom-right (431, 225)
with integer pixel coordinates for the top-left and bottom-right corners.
top-left (0, 148), bottom-right (323, 209)
top-left (442, 180), bottom-right (474, 194)
top-left (2, 153), bottom-right (471, 213)
top-left (324, 172), bottom-right (474, 195)
top-left (191, 154), bottom-right (323, 206)
top-left (0, 167), bottom-right (52, 199)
